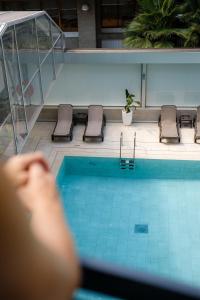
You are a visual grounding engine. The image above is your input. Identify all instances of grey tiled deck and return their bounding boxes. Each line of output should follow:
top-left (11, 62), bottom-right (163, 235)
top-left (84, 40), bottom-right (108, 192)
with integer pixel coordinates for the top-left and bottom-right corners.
top-left (22, 121), bottom-right (200, 175)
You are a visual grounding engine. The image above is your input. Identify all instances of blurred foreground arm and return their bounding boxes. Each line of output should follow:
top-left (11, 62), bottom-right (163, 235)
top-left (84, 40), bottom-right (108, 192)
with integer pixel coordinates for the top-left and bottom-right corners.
top-left (1, 153), bottom-right (80, 300)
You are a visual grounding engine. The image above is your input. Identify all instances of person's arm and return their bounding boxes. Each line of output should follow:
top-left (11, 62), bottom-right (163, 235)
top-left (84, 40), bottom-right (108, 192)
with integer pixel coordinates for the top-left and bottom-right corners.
top-left (1, 155), bottom-right (80, 299)
top-left (3, 152), bottom-right (49, 188)
top-left (19, 163), bottom-right (81, 296)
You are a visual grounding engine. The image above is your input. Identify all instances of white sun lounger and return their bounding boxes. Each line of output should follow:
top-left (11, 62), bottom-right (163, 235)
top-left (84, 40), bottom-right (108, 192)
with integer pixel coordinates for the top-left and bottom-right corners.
top-left (83, 105), bottom-right (106, 142)
top-left (159, 105), bottom-right (180, 144)
top-left (52, 104), bottom-right (73, 142)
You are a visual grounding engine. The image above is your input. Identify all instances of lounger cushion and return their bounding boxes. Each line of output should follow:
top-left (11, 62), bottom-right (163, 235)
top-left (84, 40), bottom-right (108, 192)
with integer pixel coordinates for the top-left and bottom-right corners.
top-left (194, 106), bottom-right (200, 140)
top-left (54, 120), bottom-right (72, 136)
top-left (160, 105), bottom-right (179, 141)
top-left (195, 122), bottom-right (200, 139)
top-left (196, 107), bottom-right (200, 135)
top-left (53, 104), bottom-right (72, 136)
top-left (197, 106), bottom-right (200, 122)
top-left (161, 124), bottom-right (179, 138)
top-left (160, 106), bottom-right (177, 124)
top-left (85, 121), bottom-right (102, 136)
top-left (84, 106), bottom-right (103, 137)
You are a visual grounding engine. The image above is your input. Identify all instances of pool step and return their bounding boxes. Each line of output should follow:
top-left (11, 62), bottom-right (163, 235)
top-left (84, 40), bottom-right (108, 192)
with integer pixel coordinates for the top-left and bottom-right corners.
top-left (120, 159), bottom-right (135, 170)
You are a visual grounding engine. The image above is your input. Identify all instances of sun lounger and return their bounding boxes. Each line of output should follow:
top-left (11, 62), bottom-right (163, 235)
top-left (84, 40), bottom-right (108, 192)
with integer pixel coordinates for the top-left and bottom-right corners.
top-left (159, 105), bottom-right (180, 144)
top-left (52, 104), bottom-right (73, 142)
top-left (194, 106), bottom-right (200, 143)
top-left (83, 105), bottom-right (106, 142)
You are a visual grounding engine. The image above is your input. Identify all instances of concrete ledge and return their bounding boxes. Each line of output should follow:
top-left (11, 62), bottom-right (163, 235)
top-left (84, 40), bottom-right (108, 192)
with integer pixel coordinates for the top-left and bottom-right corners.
top-left (38, 106), bottom-right (197, 123)
top-left (65, 49), bottom-right (200, 64)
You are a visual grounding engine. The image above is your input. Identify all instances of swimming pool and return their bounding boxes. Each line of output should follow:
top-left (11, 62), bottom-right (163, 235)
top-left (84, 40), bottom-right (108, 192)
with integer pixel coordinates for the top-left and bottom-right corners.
top-left (57, 156), bottom-right (200, 298)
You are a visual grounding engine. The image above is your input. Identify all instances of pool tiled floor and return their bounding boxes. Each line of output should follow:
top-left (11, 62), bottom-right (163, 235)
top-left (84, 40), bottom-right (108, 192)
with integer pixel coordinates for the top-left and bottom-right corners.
top-left (57, 157), bottom-right (200, 289)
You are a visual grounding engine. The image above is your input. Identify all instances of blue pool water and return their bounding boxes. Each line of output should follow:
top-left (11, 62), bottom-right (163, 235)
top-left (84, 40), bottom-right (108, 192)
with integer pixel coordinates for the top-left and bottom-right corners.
top-left (57, 156), bottom-right (200, 298)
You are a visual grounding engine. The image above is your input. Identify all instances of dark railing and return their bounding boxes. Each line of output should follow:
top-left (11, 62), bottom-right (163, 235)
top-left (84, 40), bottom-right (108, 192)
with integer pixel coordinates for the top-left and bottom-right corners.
top-left (80, 258), bottom-right (200, 300)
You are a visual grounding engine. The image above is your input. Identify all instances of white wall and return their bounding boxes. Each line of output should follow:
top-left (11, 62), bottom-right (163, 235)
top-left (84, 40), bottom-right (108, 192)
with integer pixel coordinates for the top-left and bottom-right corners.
top-left (146, 64), bottom-right (200, 107)
top-left (45, 54), bottom-right (200, 107)
top-left (46, 63), bottom-right (141, 106)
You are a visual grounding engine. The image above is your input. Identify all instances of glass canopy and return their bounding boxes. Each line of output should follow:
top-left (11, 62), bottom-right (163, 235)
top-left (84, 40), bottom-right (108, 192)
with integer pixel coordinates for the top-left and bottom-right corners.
top-left (0, 11), bottom-right (64, 158)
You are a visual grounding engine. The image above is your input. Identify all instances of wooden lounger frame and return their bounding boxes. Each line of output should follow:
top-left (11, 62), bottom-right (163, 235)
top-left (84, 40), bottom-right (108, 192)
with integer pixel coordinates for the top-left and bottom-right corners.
top-left (158, 105), bottom-right (180, 144)
top-left (51, 104), bottom-right (74, 142)
top-left (83, 106), bottom-right (106, 142)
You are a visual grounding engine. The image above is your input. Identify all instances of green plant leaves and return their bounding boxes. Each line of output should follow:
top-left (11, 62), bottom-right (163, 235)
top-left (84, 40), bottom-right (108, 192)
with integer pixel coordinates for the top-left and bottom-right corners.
top-left (124, 89), bottom-right (141, 113)
top-left (124, 0), bottom-right (200, 48)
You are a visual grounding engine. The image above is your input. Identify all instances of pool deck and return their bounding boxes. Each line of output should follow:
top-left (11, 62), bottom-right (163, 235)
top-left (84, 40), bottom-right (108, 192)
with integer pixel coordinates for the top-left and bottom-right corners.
top-left (22, 121), bottom-right (200, 175)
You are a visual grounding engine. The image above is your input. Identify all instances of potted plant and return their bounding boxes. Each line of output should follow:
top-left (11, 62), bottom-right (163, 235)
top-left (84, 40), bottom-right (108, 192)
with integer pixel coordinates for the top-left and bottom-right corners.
top-left (122, 89), bottom-right (140, 125)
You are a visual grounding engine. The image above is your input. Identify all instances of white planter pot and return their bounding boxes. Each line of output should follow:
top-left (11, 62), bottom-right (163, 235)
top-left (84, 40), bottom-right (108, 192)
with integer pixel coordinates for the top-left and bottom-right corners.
top-left (122, 109), bottom-right (133, 126)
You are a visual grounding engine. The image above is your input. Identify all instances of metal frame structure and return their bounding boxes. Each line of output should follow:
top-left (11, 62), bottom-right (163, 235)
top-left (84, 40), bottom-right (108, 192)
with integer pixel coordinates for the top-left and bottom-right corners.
top-left (1, 38), bottom-right (18, 153)
top-left (0, 11), bottom-right (64, 154)
top-left (14, 23), bottom-right (28, 133)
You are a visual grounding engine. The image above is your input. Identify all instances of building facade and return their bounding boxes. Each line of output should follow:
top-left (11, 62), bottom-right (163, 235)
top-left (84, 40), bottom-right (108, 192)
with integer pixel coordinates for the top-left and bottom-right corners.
top-left (0, 0), bottom-right (137, 48)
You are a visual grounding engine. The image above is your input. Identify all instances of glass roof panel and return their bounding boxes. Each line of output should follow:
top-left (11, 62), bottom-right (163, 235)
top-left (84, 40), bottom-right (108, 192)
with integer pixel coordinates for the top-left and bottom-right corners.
top-left (0, 11), bottom-right (62, 38)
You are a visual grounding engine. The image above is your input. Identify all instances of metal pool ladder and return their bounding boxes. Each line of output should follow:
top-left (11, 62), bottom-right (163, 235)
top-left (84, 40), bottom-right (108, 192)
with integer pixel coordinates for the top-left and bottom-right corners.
top-left (119, 132), bottom-right (136, 170)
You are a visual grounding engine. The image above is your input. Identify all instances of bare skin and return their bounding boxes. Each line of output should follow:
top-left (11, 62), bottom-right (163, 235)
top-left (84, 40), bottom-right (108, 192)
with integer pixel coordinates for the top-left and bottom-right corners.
top-left (0, 153), bottom-right (80, 299)
top-left (3, 152), bottom-right (49, 189)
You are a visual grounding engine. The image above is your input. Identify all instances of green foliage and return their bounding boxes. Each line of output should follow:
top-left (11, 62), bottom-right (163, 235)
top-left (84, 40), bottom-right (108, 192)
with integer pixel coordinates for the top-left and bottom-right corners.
top-left (125, 89), bottom-right (141, 113)
top-left (124, 0), bottom-right (200, 48)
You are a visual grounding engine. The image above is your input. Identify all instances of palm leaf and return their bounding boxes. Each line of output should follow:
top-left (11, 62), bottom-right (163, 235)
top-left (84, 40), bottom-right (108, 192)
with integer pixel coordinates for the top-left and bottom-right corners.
top-left (154, 40), bottom-right (174, 48)
top-left (124, 0), bottom-right (200, 48)
top-left (124, 36), bottom-right (153, 48)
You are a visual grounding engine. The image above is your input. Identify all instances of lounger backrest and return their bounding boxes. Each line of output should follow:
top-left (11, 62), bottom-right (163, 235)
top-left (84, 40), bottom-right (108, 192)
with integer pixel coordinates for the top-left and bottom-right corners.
top-left (161, 105), bottom-right (177, 123)
top-left (88, 105), bottom-right (103, 122)
top-left (197, 106), bottom-right (200, 122)
top-left (58, 104), bottom-right (72, 123)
